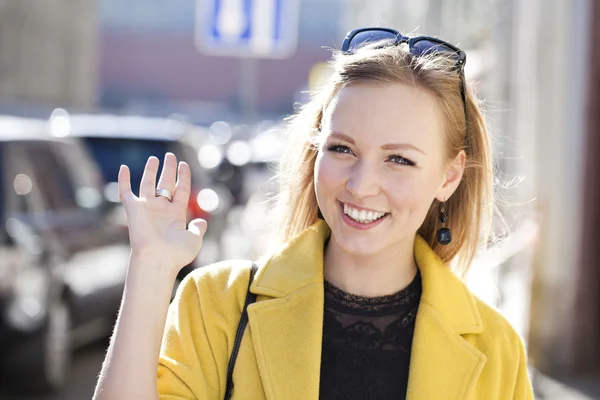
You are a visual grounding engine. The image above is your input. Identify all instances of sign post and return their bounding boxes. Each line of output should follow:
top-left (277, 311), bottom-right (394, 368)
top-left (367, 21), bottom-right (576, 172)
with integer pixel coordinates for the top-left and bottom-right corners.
top-left (195, 0), bottom-right (300, 59)
top-left (195, 0), bottom-right (300, 121)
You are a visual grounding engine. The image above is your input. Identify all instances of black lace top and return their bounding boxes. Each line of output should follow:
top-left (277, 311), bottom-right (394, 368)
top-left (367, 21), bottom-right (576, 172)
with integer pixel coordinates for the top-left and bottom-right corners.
top-left (319, 271), bottom-right (422, 399)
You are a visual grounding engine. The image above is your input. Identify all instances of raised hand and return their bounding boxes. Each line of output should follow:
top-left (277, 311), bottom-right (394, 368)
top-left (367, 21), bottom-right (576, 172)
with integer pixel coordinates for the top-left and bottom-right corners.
top-left (117, 152), bottom-right (207, 278)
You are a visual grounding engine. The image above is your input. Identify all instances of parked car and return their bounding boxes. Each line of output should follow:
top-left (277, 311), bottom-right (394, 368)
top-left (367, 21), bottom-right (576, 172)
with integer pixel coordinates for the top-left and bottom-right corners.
top-left (0, 116), bottom-right (131, 394)
top-left (51, 111), bottom-right (233, 277)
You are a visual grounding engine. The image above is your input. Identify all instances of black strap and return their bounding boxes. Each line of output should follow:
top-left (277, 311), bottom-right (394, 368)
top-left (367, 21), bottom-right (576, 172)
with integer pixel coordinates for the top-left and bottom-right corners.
top-left (224, 262), bottom-right (258, 400)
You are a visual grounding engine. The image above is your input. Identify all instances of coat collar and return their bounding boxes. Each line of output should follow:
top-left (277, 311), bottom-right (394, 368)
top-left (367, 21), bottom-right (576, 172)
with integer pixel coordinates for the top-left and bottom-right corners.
top-left (247, 220), bottom-right (486, 400)
top-left (250, 220), bottom-right (329, 298)
top-left (251, 219), bottom-right (483, 334)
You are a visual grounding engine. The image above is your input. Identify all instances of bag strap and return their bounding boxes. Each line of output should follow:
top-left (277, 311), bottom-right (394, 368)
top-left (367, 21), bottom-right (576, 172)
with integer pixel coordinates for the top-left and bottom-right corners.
top-left (224, 262), bottom-right (258, 400)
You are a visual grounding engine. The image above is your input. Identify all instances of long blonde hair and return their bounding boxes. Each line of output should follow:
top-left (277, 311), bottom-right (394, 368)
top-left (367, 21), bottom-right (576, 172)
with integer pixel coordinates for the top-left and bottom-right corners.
top-left (272, 42), bottom-right (494, 273)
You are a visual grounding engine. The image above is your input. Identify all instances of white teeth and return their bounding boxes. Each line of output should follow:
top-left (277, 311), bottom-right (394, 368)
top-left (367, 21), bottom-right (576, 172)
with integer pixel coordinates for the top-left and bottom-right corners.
top-left (342, 203), bottom-right (387, 224)
top-left (359, 210), bottom-right (367, 221)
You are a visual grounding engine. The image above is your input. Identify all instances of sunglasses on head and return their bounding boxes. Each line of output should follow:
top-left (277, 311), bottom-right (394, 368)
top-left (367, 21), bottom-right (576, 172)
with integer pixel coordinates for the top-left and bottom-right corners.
top-left (341, 27), bottom-right (468, 126)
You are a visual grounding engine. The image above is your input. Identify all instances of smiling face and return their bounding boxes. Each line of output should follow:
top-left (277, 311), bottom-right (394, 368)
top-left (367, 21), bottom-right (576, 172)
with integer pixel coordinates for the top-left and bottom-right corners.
top-left (314, 81), bottom-right (465, 257)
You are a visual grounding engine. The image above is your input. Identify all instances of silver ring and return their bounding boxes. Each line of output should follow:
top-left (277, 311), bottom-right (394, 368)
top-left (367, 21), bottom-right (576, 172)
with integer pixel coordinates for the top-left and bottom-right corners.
top-left (155, 188), bottom-right (174, 202)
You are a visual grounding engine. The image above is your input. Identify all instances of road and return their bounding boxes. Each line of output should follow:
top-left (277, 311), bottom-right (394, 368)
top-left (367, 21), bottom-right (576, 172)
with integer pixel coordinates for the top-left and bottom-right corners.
top-left (0, 339), bottom-right (107, 400)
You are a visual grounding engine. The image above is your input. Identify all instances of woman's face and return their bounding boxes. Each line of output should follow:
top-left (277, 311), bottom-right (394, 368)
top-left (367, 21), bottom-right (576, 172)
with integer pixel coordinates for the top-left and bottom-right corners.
top-left (314, 82), bottom-right (465, 256)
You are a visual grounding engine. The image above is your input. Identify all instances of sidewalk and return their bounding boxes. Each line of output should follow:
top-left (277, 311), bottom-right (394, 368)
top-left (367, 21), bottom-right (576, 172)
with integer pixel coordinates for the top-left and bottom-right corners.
top-left (531, 369), bottom-right (600, 400)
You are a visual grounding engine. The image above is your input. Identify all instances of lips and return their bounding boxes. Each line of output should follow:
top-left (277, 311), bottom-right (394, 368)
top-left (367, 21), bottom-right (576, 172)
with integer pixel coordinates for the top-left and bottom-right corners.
top-left (338, 201), bottom-right (390, 229)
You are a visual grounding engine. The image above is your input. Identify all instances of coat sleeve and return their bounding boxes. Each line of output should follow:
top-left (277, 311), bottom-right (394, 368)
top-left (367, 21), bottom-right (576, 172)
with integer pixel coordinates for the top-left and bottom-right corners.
top-left (513, 337), bottom-right (535, 400)
top-left (157, 272), bottom-right (222, 400)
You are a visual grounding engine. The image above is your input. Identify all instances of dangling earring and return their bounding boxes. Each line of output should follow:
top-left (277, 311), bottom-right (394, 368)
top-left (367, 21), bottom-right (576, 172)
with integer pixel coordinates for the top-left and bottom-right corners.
top-left (436, 200), bottom-right (452, 245)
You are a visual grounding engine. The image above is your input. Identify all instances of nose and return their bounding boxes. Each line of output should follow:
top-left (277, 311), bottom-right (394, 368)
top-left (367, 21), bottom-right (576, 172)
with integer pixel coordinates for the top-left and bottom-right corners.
top-left (345, 160), bottom-right (380, 199)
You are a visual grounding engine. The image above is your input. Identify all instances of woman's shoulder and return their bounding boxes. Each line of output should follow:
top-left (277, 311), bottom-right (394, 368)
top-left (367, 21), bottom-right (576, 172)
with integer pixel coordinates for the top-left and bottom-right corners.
top-left (472, 295), bottom-right (522, 338)
top-left (166, 260), bottom-right (262, 338)
top-left (178, 260), bottom-right (253, 297)
top-left (185, 259), bottom-right (256, 285)
top-left (467, 293), bottom-right (527, 360)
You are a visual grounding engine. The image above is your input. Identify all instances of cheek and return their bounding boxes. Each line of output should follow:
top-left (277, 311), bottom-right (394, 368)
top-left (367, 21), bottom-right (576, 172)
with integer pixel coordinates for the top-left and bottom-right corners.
top-left (315, 153), bottom-right (346, 195)
top-left (382, 172), bottom-right (437, 211)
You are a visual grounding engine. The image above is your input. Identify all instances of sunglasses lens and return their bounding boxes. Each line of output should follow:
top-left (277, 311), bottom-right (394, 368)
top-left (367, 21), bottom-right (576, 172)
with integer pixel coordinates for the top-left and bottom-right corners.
top-left (411, 39), bottom-right (459, 61)
top-left (347, 30), bottom-right (397, 52)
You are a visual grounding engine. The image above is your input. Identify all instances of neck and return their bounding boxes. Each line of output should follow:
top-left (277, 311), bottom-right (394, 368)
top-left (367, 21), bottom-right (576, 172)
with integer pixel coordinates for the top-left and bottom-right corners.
top-left (323, 234), bottom-right (418, 297)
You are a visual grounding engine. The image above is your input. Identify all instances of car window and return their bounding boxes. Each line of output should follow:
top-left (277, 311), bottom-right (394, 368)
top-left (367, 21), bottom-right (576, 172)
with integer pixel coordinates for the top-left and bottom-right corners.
top-left (51, 140), bottom-right (105, 209)
top-left (22, 141), bottom-right (79, 211)
top-left (83, 137), bottom-right (169, 194)
top-left (82, 138), bottom-right (203, 194)
top-left (53, 140), bottom-right (104, 189)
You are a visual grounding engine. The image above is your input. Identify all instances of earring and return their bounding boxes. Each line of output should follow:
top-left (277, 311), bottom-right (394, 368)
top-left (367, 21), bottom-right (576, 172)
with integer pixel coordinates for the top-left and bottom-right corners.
top-left (436, 200), bottom-right (452, 245)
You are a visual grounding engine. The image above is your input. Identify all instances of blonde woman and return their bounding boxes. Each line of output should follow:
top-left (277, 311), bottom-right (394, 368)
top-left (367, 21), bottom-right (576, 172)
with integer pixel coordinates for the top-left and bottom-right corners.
top-left (94, 28), bottom-right (534, 399)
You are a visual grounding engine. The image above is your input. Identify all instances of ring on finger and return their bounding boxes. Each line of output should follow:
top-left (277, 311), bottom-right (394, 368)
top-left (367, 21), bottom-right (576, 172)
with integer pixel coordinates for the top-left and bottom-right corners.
top-left (155, 188), bottom-right (174, 202)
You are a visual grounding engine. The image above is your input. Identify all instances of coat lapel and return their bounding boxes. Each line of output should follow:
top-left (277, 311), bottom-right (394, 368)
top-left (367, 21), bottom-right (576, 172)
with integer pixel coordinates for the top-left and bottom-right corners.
top-left (406, 304), bottom-right (487, 399)
top-left (247, 222), bottom-right (329, 400)
top-left (406, 236), bottom-right (487, 399)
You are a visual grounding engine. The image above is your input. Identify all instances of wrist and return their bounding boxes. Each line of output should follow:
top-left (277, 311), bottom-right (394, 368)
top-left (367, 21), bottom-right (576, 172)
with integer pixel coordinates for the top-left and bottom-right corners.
top-left (127, 251), bottom-right (180, 285)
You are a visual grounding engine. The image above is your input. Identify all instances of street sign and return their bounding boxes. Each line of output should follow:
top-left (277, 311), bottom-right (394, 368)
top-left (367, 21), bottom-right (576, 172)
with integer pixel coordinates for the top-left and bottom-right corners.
top-left (195, 0), bottom-right (300, 59)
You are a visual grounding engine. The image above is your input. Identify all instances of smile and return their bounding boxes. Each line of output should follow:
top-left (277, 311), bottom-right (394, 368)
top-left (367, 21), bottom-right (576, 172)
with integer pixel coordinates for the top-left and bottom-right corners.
top-left (339, 201), bottom-right (390, 228)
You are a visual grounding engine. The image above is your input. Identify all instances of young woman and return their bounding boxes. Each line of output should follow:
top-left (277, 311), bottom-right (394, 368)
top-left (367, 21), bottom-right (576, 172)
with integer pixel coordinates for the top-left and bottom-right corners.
top-left (94, 28), bottom-right (535, 399)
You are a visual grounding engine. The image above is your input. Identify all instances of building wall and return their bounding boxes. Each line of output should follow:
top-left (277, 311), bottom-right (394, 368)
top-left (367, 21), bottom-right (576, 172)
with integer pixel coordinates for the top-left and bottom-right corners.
top-left (0, 1), bottom-right (97, 109)
top-left (97, 0), bottom-right (342, 117)
top-left (98, 31), bottom-right (332, 116)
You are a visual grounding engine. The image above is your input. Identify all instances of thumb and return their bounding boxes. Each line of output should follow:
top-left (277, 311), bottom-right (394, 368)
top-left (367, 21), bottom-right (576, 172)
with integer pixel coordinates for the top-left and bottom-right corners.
top-left (188, 219), bottom-right (208, 237)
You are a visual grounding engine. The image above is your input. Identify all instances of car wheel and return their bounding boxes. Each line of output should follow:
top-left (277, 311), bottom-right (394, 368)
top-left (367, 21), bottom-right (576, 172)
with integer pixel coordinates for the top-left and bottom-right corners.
top-left (5, 297), bottom-right (72, 395)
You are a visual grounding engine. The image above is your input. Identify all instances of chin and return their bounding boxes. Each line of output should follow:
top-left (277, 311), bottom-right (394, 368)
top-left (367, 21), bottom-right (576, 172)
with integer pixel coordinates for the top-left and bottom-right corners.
top-left (331, 229), bottom-right (386, 256)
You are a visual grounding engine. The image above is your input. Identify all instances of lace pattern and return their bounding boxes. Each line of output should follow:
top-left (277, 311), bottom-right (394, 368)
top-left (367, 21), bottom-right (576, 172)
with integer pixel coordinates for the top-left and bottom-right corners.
top-left (324, 274), bottom-right (421, 313)
top-left (319, 271), bottom-right (422, 399)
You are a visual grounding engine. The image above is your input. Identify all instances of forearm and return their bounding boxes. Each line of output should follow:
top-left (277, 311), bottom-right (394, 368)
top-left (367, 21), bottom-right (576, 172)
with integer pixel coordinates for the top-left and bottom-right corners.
top-left (93, 253), bottom-right (176, 400)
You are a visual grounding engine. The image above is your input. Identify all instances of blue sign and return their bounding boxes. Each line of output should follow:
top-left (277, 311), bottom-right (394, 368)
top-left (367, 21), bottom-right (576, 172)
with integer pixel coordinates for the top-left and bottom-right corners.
top-left (195, 0), bottom-right (300, 58)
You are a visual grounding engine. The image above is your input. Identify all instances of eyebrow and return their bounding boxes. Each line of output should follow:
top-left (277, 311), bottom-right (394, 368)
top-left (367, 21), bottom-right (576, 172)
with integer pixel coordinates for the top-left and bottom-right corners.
top-left (329, 131), bottom-right (427, 155)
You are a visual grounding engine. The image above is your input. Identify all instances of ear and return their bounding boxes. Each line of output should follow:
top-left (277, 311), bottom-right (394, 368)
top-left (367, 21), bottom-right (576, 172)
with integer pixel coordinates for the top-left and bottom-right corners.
top-left (435, 150), bottom-right (466, 202)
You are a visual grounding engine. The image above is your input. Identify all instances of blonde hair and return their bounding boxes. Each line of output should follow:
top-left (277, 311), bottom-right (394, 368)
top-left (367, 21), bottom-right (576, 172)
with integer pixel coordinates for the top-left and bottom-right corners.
top-left (272, 43), bottom-right (494, 273)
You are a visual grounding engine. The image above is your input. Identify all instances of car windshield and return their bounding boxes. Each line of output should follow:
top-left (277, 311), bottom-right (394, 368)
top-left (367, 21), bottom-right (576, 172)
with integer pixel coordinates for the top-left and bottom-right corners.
top-left (82, 137), bottom-right (199, 191)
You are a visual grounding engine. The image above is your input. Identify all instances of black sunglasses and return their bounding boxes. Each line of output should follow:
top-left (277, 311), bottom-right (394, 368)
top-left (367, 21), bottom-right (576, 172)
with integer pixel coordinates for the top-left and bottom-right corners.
top-left (341, 28), bottom-right (468, 129)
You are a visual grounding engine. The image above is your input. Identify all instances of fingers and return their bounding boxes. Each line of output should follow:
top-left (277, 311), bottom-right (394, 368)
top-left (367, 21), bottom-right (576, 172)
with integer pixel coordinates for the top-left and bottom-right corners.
top-left (138, 154), bottom-right (189, 206)
top-left (183, 219), bottom-right (208, 258)
top-left (156, 152), bottom-right (178, 194)
top-left (118, 165), bottom-right (135, 206)
top-left (139, 156), bottom-right (159, 198)
top-left (188, 218), bottom-right (207, 237)
top-left (173, 161), bottom-right (192, 207)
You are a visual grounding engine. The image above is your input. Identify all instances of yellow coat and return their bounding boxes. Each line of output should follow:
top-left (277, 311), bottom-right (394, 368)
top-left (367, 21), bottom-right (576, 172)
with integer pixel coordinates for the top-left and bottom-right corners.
top-left (158, 220), bottom-right (534, 399)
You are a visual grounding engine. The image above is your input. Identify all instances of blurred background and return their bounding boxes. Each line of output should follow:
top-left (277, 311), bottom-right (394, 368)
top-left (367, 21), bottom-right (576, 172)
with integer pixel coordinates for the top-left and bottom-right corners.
top-left (0, 0), bottom-right (598, 398)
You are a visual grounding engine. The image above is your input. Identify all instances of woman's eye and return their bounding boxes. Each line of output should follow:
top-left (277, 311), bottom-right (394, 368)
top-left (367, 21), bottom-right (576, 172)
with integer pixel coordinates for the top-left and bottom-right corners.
top-left (388, 155), bottom-right (415, 166)
top-left (327, 144), bottom-right (353, 155)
